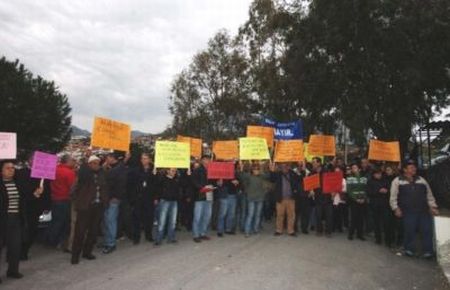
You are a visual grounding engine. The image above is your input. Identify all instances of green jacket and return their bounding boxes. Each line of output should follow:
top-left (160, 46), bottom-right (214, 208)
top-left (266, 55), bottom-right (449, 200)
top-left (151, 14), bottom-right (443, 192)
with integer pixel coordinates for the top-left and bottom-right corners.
top-left (346, 174), bottom-right (368, 201)
top-left (238, 171), bottom-right (271, 201)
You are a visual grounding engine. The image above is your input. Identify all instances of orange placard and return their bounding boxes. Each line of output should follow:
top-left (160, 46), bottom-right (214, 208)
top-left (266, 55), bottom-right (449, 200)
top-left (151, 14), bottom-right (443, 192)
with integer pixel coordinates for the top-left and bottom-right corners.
top-left (212, 140), bottom-right (239, 160)
top-left (368, 140), bottom-right (400, 162)
top-left (274, 140), bottom-right (304, 162)
top-left (307, 135), bottom-right (336, 156)
top-left (303, 174), bottom-right (320, 191)
top-left (177, 135), bottom-right (202, 159)
top-left (247, 126), bottom-right (274, 148)
top-left (91, 117), bottom-right (131, 152)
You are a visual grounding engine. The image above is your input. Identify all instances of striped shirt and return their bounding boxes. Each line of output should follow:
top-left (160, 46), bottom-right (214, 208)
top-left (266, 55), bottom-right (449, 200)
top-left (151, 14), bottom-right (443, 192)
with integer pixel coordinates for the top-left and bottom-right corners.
top-left (4, 180), bottom-right (19, 214)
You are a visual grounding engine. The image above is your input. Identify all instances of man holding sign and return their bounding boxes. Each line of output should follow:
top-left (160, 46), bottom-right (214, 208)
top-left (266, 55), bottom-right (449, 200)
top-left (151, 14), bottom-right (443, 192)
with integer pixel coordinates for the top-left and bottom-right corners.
top-left (191, 155), bottom-right (215, 243)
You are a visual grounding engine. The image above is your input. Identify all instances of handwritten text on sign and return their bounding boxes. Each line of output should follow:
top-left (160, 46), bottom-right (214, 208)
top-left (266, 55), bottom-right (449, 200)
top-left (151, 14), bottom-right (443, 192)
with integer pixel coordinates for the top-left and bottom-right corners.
top-left (246, 126), bottom-right (274, 148)
top-left (274, 140), bottom-right (304, 162)
top-left (154, 141), bottom-right (190, 169)
top-left (303, 174), bottom-right (320, 191)
top-left (91, 117), bottom-right (131, 152)
top-left (307, 135), bottom-right (336, 156)
top-left (322, 171), bottom-right (344, 194)
top-left (31, 151), bottom-right (58, 180)
top-left (0, 132), bottom-right (17, 159)
top-left (212, 140), bottom-right (239, 160)
top-left (368, 140), bottom-right (400, 162)
top-left (239, 137), bottom-right (270, 160)
top-left (207, 162), bottom-right (235, 180)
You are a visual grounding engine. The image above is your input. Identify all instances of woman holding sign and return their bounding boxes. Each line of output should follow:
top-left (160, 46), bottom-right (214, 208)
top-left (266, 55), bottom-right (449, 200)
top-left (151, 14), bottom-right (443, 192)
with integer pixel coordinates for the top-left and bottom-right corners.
top-left (0, 160), bottom-right (27, 280)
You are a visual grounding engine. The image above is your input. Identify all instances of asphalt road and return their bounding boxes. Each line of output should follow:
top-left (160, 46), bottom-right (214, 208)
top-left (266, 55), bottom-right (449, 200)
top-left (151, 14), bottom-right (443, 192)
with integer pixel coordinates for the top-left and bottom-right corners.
top-left (1, 224), bottom-right (448, 290)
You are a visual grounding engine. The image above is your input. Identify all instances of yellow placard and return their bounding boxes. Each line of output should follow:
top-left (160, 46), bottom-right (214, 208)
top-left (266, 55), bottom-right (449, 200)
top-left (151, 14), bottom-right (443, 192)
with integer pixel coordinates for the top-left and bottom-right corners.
top-left (368, 140), bottom-right (400, 162)
top-left (177, 135), bottom-right (202, 159)
top-left (246, 126), bottom-right (274, 148)
top-left (91, 117), bottom-right (131, 152)
top-left (154, 141), bottom-right (190, 169)
top-left (304, 143), bottom-right (324, 162)
top-left (307, 135), bottom-right (336, 156)
top-left (239, 137), bottom-right (270, 160)
top-left (274, 140), bottom-right (304, 163)
top-left (212, 140), bottom-right (239, 160)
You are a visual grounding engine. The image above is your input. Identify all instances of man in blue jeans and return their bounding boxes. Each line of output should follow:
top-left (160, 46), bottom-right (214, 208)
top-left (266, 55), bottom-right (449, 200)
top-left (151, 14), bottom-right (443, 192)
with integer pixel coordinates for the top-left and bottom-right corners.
top-left (103, 152), bottom-right (127, 254)
top-left (390, 160), bottom-right (439, 258)
top-left (216, 179), bottom-right (239, 237)
top-left (191, 156), bottom-right (214, 243)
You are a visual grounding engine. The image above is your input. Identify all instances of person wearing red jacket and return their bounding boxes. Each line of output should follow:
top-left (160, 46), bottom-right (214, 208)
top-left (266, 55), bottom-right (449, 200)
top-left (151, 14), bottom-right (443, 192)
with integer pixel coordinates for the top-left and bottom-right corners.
top-left (46, 154), bottom-right (76, 248)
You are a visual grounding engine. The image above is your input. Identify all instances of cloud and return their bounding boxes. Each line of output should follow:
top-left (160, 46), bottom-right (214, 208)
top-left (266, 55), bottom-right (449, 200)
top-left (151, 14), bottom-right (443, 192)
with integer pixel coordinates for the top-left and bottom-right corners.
top-left (0, 0), bottom-right (253, 133)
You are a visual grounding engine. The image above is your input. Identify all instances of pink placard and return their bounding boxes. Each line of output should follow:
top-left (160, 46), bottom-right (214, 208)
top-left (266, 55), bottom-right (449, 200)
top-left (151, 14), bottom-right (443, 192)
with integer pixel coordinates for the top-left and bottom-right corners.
top-left (207, 162), bottom-right (235, 180)
top-left (0, 132), bottom-right (17, 159)
top-left (31, 151), bottom-right (58, 180)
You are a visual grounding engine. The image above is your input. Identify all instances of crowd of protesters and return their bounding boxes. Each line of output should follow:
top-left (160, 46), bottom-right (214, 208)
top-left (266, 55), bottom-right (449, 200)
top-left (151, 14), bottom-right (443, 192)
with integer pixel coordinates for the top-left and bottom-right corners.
top-left (0, 150), bottom-right (440, 283)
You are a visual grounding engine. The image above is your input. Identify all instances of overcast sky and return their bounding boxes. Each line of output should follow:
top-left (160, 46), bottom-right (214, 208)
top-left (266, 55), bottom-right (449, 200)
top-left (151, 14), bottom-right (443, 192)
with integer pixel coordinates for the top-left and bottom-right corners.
top-left (0, 0), bottom-right (253, 133)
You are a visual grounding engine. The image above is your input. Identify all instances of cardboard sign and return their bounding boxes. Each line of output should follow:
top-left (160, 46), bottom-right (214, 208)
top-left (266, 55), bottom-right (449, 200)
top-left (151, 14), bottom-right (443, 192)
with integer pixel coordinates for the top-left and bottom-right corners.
top-left (31, 151), bottom-right (58, 180)
top-left (307, 135), bottom-right (336, 156)
top-left (322, 171), bottom-right (344, 194)
top-left (177, 135), bottom-right (202, 159)
top-left (274, 140), bottom-right (304, 162)
top-left (154, 141), bottom-right (190, 169)
top-left (246, 126), bottom-right (274, 148)
top-left (91, 117), bottom-right (131, 152)
top-left (207, 162), bottom-right (235, 180)
top-left (0, 132), bottom-right (17, 159)
top-left (303, 174), bottom-right (320, 191)
top-left (368, 140), bottom-right (400, 162)
top-left (262, 118), bottom-right (304, 140)
top-left (304, 143), bottom-right (324, 162)
top-left (212, 140), bottom-right (239, 160)
top-left (239, 137), bottom-right (270, 160)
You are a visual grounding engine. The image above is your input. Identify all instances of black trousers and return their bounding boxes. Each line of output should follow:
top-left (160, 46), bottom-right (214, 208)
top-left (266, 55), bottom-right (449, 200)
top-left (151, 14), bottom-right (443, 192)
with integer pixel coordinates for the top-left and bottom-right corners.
top-left (0, 214), bottom-right (22, 274)
top-left (72, 204), bottom-right (103, 260)
top-left (21, 201), bottom-right (42, 258)
top-left (180, 198), bottom-right (194, 231)
top-left (299, 196), bottom-right (312, 232)
top-left (316, 202), bottom-right (333, 234)
top-left (371, 202), bottom-right (395, 246)
top-left (131, 199), bottom-right (154, 242)
top-left (349, 201), bottom-right (366, 238)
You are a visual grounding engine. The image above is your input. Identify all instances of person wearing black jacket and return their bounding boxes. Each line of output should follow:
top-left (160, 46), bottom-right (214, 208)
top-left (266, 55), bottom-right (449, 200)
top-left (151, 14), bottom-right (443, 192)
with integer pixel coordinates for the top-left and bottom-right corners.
top-left (270, 162), bottom-right (300, 237)
top-left (127, 153), bottom-right (157, 244)
top-left (102, 152), bottom-right (128, 254)
top-left (367, 168), bottom-right (391, 245)
top-left (311, 158), bottom-right (333, 237)
top-left (0, 160), bottom-right (29, 280)
top-left (191, 156), bottom-right (214, 243)
top-left (16, 157), bottom-right (49, 261)
top-left (154, 167), bottom-right (190, 246)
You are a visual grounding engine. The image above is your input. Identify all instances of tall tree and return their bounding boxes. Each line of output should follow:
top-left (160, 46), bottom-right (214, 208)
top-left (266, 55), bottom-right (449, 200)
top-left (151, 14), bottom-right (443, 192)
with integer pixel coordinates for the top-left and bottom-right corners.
top-left (0, 57), bottom-right (72, 157)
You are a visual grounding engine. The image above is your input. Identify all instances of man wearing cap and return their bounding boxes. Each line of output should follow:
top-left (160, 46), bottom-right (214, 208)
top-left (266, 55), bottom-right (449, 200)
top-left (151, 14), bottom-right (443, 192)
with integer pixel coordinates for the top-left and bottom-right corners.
top-left (390, 160), bottom-right (439, 258)
top-left (71, 155), bottom-right (108, 264)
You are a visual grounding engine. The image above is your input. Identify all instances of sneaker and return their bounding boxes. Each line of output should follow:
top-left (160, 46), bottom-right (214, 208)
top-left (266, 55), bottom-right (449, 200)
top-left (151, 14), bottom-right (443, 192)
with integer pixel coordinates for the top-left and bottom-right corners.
top-left (274, 232), bottom-right (282, 236)
top-left (193, 238), bottom-right (202, 243)
top-left (404, 250), bottom-right (415, 257)
top-left (422, 252), bottom-right (434, 259)
top-left (217, 233), bottom-right (224, 238)
top-left (102, 246), bottom-right (116, 254)
top-left (7, 272), bottom-right (24, 279)
top-left (154, 242), bottom-right (161, 247)
top-left (82, 254), bottom-right (96, 260)
top-left (289, 233), bottom-right (297, 237)
top-left (225, 231), bottom-right (236, 235)
top-left (200, 236), bottom-right (211, 241)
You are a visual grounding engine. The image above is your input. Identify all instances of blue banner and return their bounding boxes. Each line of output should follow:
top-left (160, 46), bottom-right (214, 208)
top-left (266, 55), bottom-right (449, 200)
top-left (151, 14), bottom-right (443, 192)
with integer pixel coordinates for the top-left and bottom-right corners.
top-left (262, 118), bottom-right (303, 140)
